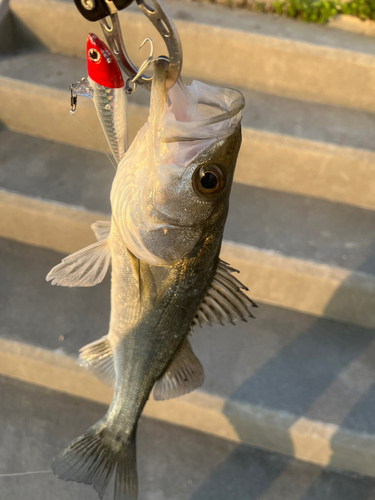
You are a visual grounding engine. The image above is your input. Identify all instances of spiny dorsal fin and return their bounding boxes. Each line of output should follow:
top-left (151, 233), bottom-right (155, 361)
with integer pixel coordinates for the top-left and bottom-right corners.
top-left (78, 335), bottom-right (115, 387)
top-left (153, 338), bottom-right (204, 401)
top-left (191, 259), bottom-right (257, 329)
top-left (46, 239), bottom-right (111, 287)
top-left (91, 220), bottom-right (111, 241)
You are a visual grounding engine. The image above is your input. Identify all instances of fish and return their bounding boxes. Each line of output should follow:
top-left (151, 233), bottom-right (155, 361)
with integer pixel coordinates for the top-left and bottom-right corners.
top-left (46, 52), bottom-right (257, 499)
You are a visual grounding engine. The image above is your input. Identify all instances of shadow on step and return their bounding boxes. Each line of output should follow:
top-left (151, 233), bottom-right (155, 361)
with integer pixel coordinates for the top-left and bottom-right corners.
top-left (190, 248), bottom-right (375, 499)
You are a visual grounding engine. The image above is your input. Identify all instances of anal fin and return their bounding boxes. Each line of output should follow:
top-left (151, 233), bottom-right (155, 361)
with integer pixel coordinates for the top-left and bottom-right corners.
top-left (46, 239), bottom-right (111, 287)
top-left (153, 338), bottom-right (204, 401)
top-left (78, 335), bottom-right (115, 387)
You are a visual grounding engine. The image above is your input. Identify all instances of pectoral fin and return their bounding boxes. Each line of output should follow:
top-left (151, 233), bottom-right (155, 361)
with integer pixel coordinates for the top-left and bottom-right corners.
top-left (91, 220), bottom-right (111, 241)
top-left (191, 259), bottom-right (257, 329)
top-left (153, 338), bottom-right (204, 401)
top-left (78, 335), bottom-right (115, 386)
top-left (46, 239), bottom-right (111, 287)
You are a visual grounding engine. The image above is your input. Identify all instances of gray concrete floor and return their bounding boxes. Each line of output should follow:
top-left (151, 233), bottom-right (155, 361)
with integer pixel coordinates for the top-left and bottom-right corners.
top-left (1, 375), bottom-right (375, 500)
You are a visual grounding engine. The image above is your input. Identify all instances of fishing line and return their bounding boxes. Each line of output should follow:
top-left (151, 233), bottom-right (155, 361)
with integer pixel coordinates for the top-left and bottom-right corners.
top-left (71, 113), bottom-right (117, 171)
top-left (0, 470), bottom-right (51, 477)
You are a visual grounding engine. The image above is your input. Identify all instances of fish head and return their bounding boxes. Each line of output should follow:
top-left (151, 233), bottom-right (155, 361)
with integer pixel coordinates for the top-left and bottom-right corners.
top-left (86, 33), bottom-right (124, 88)
top-left (111, 59), bottom-right (244, 266)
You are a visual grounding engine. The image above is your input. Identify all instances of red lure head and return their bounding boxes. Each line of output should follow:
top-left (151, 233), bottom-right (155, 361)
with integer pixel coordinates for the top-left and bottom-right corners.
top-left (86, 33), bottom-right (124, 89)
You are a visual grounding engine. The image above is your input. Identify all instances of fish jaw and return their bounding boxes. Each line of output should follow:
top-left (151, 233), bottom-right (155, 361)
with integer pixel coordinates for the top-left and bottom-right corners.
top-left (86, 33), bottom-right (124, 89)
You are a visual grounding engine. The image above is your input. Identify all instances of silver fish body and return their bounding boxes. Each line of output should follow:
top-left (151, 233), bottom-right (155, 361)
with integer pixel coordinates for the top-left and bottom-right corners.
top-left (47, 60), bottom-right (254, 500)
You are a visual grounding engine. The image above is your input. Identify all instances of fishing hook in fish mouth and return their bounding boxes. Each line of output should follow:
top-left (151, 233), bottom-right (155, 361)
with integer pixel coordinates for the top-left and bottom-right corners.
top-left (99, 0), bottom-right (182, 91)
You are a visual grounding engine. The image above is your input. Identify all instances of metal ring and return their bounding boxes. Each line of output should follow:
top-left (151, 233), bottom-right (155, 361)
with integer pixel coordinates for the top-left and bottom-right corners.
top-left (100, 0), bottom-right (182, 91)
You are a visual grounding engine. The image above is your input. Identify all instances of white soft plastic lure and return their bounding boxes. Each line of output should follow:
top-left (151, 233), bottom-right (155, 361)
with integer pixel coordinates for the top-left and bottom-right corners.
top-left (47, 55), bottom-right (256, 500)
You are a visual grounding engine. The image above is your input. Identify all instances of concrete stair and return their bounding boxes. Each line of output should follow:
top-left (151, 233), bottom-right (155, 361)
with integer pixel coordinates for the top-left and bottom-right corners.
top-left (3, 375), bottom-right (375, 500)
top-left (1, 127), bottom-right (374, 327)
top-left (2, 238), bottom-right (375, 481)
top-left (1, 49), bottom-right (375, 210)
top-left (1, 0), bottom-right (375, 494)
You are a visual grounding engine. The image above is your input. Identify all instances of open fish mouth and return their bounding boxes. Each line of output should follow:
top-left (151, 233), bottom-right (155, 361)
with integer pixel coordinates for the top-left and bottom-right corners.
top-left (162, 87), bottom-right (245, 143)
top-left (147, 57), bottom-right (245, 168)
top-left (150, 59), bottom-right (245, 146)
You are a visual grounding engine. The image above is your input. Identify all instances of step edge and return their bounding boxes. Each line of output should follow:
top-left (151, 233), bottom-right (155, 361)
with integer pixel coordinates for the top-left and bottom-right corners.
top-left (1, 189), bottom-right (375, 328)
top-left (10, 0), bottom-right (375, 63)
top-left (3, 74), bottom-right (375, 165)
top-left (2, 336), bottom-right (375, 478)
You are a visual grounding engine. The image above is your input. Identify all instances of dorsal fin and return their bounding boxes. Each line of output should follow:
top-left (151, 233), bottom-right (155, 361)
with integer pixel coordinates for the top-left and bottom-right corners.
top-left (191, 259), bottom-right (257, 329)
top-left (46, 239), bottom-right (111, 287)
top-left (91, 220), bottom-right (111, 241)
top-left (153, 338), bottom-right (204, 401)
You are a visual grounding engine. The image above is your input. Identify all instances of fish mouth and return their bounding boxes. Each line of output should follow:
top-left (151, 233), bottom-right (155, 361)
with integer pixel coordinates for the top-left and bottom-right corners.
top-left (163, 95), bottom-right (245, 143)
top-left (151, 59), bottom-right (245, 146)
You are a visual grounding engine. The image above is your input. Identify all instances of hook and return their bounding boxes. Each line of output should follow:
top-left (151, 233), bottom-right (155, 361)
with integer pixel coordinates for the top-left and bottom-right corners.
top-left (125, 39), bottom-right (169, 94)
top-left (99, 0), bottom-right (182, 91)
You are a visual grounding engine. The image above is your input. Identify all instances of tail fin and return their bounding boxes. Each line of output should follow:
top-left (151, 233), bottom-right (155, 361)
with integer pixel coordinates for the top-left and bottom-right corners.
top-left (52, 422), bottom-right (138, 500)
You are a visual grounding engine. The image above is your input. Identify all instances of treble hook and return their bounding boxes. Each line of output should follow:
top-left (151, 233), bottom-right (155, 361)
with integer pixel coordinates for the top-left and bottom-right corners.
top-left (99, 0), bottom-right (182, 91)
top-left (125, 38), bottom-right (168, 94)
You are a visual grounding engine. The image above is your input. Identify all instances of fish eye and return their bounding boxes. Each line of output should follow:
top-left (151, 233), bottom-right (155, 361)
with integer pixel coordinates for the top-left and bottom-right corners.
top-left (193, 165), bottom-right (225, 199)
top-left (88, 48), bottom-right (101, 63)
top-left (201, 171), bottom-right (218, 190)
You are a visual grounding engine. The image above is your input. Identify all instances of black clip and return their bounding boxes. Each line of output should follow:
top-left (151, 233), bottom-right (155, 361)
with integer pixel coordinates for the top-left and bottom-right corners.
top-left (70, 90), bottom-right (77, 113)
top-left (73, 0), bottom-right (134, 22)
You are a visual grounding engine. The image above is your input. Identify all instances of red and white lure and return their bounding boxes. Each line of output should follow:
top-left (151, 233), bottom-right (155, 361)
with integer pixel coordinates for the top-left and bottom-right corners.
top-left (71, 33), bottom-right (128, 164)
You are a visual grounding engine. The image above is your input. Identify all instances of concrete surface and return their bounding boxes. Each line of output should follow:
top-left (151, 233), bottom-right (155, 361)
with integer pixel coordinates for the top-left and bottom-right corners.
top-left (0, 0), bottom-right (17, 54)
top-left (9, 0), bottom-right (375, 113)
top-left (1, 0), bottom-right (375, 485)
top-left (3, 188), bottom-right (375, 328)
top-left (0, 128), bottom-right (374, 273)
top-left (2, 238), bottom-right (375, 475)
top-left (2, 50), bottom-right (375, 153)
top-left (3, 376), bottom-right (375, 500)
top-left (1, 129), bottom-right (375, 327)
top-left (1, 50), bottom-right (375, 209)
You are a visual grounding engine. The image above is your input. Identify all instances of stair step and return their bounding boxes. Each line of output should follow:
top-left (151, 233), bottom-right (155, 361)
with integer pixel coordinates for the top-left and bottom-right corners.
top-left (0, 128), bottom-right (373, 274)
top-left (2, 238), bottom-right (375, 479)
top-left (9, 0), bottom-right (375, 114)
top-left (1, 50), bottom-right (375, 209)
top-left (2, 375), bottom-right (375, 500)
top-left (0, 129), bottom-right (374, 327)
